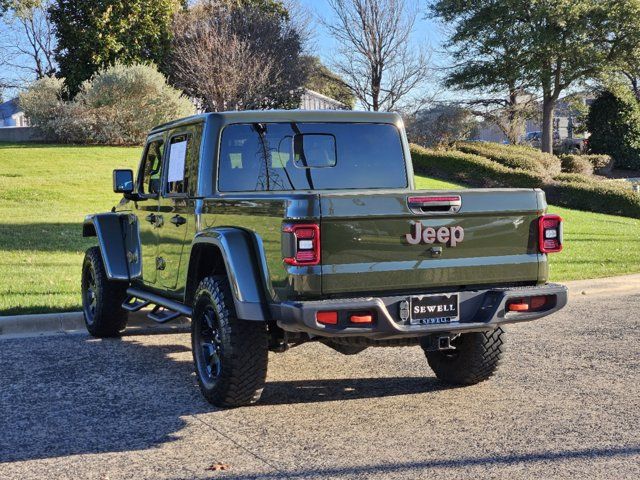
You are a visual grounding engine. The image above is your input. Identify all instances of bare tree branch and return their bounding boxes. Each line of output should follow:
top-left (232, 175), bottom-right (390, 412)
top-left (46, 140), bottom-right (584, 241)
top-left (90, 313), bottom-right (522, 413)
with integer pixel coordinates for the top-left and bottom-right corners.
top-left (168, 1), bottom-right (307, 111)
top-left (323, 0), bottom-right (429, 111)
top-left (0, 0), bottom-right (56, 91)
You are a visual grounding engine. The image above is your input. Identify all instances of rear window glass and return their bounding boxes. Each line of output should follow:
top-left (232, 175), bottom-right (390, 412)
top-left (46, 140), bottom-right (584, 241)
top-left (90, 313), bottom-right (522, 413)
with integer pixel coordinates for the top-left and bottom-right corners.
top-left (217, 123), bottom-right (407, 191)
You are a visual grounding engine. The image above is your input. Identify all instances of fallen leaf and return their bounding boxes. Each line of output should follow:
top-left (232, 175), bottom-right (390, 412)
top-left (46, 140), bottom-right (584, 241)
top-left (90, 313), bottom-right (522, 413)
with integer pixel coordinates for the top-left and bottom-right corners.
top-left (206, 462), bottom-right (230, 472)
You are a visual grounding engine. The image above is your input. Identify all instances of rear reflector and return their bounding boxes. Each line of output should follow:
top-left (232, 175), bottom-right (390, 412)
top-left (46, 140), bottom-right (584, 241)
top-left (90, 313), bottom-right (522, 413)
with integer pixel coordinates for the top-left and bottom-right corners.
top-left (507, 295), bottom-right (554, 313)
top-left (538, 214), bottom-right (563, 253)
top-left (530, 295), bottom-right (548, 310)
top-left (317, 311), bottom-right (338, 325)
top-left (507, 302), bottom-right (530, 312)
top-left (350, 314), bottom-right (373, 324)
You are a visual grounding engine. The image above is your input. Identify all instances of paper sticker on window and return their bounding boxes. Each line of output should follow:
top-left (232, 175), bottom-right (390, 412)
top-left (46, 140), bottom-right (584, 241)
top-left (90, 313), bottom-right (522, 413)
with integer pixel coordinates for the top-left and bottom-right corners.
top-left (168, 140), bottom-right (187, 182)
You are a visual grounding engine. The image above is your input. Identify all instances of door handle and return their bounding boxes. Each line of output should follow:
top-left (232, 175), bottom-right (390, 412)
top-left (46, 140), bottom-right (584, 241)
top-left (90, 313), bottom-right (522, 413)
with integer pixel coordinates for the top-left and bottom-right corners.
top-left (145, 213), bottom-right (157, 224)
top-left (170, 214), bottom-right (187, 226)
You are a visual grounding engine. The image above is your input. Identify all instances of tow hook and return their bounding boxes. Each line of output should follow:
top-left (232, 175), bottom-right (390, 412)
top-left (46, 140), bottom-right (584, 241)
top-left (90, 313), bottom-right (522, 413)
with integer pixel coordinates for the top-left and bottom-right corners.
top-left (420, 334), bottom-right (457, 352)
top-left (438, 336), bottom-right (454, 350)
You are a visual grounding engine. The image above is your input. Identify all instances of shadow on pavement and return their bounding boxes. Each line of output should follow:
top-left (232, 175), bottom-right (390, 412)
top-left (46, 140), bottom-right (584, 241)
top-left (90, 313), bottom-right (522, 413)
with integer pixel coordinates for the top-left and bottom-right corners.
top-left (260, 376), bottom-right (445, 405)
top-left (223, 445), bottom-right (640, 479)
top-left (0, 336), bottom-right (209, 463)
top-left (0, 335), bottom-right (442, 463)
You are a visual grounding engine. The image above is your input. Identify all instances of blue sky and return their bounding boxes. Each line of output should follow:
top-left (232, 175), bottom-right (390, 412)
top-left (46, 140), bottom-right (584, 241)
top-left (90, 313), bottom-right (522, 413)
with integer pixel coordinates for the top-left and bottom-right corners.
top-left (298, 0), bottom-right (445, 63)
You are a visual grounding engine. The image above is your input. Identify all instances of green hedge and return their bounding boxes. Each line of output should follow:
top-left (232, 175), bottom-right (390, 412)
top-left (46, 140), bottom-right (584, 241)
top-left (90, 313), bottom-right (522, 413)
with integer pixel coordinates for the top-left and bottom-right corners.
top-left (456, 141), bottom-right (562, 177)
top-left (559, 154), bottom-right (594, 175)
top-left (581, 154), bottom-right (614, 171)
top-left (553, 172), bottom-right (594, 184)
top-left (410, 144), bottom-right (545, 188)
top-left (545, 181), bottom-right (640, 218)
top-left (410, 144), bottom-right (640, 218)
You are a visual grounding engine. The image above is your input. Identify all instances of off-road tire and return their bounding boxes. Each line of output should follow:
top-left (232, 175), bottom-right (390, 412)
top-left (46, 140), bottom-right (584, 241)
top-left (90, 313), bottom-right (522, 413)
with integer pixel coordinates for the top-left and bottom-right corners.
top-left (423, 328), bottom-right (505, 385)
top-left (191, 275), bottom-right (268, 408)
top-left (81, 246), bottom-right (129, 337)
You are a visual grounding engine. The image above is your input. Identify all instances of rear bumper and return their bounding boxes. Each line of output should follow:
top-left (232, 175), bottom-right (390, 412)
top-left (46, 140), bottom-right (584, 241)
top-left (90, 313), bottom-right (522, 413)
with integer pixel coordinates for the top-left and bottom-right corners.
top-left (273, 283), bottom-right (568, 340)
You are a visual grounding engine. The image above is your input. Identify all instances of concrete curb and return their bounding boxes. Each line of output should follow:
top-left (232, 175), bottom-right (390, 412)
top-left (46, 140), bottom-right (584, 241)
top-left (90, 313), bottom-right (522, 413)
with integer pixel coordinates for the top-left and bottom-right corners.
top-left (1, 273), bottom-right (637, 339)
top-left (564, 273), bottom-right (640, 298)
top-left (0, 312), bottom-right (85, 338)
top-left (0, 310), bottom-right (190, 339)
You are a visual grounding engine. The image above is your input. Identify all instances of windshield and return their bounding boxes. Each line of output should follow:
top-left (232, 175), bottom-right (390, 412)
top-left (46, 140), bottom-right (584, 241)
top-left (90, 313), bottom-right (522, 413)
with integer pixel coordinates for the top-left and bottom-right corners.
top-left (217, 122), bottom-right (408, 191)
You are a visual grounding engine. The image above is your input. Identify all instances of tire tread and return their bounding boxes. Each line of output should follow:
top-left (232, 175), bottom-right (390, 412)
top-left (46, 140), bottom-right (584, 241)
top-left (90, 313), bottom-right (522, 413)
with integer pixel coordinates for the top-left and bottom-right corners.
top-left (423, 328), bottom-right (505, 385)
top-left (192, 276), bottom-right (268, 408)
top-left (82, 246), bottom-right (128, 337)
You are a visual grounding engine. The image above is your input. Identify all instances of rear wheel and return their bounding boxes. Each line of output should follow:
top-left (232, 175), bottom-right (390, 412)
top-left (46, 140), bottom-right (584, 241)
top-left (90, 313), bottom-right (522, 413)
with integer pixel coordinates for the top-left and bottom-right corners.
top-left (191, 276), bottom-right (268, 408)
top-left (81, 246), bottom-right (129, 337)
top-left (422, 328), bottom-right (505, 385)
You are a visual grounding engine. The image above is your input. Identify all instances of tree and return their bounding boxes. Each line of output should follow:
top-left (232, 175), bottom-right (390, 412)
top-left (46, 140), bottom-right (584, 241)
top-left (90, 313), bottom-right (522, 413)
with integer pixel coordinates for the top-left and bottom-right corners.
top-left (17, 75), bottom-right (64, 137)
top-left (464, 97), bottom-right (537, 145)
top-left (20, 64), bottom-right (194, 144)
top-left (587, 86), bottom-right (640, 169)
top-left (49, 0), bottom-right (181, 96)
top-left (303, 56), bottom-right (355, 109)
top-left (0, 0), bottom-right (56, 89)
top-left (430, 0), bottom-right (640, 153)
top-left (168, 0), bottom-right (308, 111)
top-left (324, 0), bottom-right (429, 111)
top-left (405, 104), bottom-right (476, 147)
top-left (430, 0), bottom-right (534, 144)
top-left (0, 0), bottom-right (11, 16)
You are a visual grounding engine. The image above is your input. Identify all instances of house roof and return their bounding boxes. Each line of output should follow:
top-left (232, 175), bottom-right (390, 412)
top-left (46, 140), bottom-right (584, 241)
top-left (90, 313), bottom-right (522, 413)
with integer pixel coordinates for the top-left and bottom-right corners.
top-left (0, 98), bottom-right (21, 120)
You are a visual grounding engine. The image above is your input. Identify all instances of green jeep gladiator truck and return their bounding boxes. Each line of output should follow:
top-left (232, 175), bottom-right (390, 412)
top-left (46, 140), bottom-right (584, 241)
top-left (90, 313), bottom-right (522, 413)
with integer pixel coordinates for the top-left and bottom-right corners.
top-left (82, 110), bottom-right (567, 407)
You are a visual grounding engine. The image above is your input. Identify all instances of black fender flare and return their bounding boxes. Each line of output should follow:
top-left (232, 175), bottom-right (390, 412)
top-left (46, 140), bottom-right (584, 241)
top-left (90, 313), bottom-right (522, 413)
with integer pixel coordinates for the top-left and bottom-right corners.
top-left (190, 228), bottom-right (269, 321)
top-left (83, 213), bottom-right (141, 281)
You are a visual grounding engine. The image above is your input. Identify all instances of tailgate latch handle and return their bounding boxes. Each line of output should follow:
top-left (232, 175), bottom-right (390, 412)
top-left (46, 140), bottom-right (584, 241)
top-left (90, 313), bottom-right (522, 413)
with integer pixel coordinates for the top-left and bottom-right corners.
top-left (407, 195), bottom-right (462, 214)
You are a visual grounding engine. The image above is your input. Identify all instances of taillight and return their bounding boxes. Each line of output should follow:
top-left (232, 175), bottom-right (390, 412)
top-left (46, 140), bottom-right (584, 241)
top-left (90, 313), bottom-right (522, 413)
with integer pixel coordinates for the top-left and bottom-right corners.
top-left (538, 214), bottom-right (563, 253)
top-left (283, 223), bottom-right (320, 266)
top-left (507, 295), bottom-right (554, 312)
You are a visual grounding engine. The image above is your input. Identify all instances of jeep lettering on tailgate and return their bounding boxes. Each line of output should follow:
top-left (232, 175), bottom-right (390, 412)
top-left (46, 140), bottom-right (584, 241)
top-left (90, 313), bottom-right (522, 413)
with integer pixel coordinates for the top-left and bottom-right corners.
top-left (405, 222), bottom-right (465, 247)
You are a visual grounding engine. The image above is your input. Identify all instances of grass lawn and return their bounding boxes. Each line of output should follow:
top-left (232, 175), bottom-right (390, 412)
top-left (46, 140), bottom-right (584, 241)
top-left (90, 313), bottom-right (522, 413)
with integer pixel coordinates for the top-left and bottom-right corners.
top-left (0, 143), bottom-right (140, 315)
top-left (0, 143), bottom-right (638, 315)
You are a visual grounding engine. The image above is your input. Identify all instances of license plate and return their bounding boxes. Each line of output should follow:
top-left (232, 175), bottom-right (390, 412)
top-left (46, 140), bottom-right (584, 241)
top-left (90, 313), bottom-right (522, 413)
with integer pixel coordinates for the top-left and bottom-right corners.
top-left (410, 294), bottom-right (459, 325)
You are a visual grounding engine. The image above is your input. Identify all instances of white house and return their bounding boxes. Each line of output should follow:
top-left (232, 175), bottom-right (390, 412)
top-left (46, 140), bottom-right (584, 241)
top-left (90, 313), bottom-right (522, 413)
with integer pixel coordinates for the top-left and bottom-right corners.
top-left (299, 89), bottom-right (348, 110)
top-left (0, 98), bottom-right (29, 127)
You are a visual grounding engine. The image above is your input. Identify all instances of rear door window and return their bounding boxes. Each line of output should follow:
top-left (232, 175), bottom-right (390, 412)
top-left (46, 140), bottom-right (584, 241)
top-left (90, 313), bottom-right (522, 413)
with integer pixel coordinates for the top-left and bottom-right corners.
top-left (166, 134), bottom-right (189, 196)
top-left (139, 139), bottom-right (164, 196)
top-left (217, 123), bottom-right (407, 192)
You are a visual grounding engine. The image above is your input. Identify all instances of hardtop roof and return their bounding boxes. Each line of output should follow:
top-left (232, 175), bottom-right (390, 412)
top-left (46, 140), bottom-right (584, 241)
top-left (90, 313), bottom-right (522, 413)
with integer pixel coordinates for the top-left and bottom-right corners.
top-left (149, 110), bottom-right (402, 134)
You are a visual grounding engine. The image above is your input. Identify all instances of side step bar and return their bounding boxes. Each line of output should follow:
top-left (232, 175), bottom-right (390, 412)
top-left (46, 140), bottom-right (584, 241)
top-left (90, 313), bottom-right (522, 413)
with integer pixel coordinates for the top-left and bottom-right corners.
top-left (123, 287), bottom-right (193, 324)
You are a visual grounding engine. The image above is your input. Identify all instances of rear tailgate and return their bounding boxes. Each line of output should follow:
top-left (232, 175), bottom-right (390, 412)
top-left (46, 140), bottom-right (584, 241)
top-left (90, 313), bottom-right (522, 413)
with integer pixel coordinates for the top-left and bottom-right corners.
top-left (320, 189), bottom-right (546, 295)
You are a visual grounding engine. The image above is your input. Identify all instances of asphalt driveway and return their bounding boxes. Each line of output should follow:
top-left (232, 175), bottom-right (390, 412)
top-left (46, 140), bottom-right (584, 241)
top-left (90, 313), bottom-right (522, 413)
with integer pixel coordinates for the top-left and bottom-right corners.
top-left (0, 282), bottom-right (638, 479)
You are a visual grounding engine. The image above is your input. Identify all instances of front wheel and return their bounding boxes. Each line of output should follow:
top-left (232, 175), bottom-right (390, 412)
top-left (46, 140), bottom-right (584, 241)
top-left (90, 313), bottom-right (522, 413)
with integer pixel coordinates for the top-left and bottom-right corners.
top-left (422, 328), bottom-right (505, 385)
top-left (81, 246), bottom-right (129, 337)
top-left (191, 276), bottom-right (268, 408)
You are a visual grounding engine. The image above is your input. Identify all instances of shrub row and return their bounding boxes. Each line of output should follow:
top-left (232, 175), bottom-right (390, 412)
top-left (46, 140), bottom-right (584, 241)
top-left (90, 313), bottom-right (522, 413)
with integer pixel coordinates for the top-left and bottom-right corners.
top-left (20, 63), bottom-right (195, 145)
top-left (581, 154), bottom-right (614, 172)
top-left (553, 172), bottom-right (594, 184)
top-left (545, 181), bottom-right (640, 218)
top-left (456, 141), bottom-right (562, 177)
top-left (559, 154), bottom-right (594, 176)
top-left (410, 144), bottom-right (545, 188)
top-left (410, 144), bottom-right (640, 218)
top-left (559, 153), bottom-right (615, 175)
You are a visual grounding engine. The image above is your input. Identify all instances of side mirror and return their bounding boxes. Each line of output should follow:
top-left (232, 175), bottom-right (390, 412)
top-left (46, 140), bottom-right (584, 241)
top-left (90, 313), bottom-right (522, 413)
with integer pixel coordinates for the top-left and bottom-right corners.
top-left (113, 169), bottom-right (134, 194)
